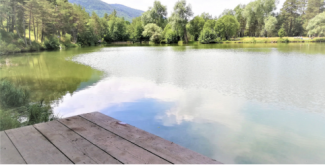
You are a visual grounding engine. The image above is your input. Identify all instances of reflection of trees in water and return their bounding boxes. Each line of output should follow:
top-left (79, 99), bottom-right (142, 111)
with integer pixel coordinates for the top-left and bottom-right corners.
top-left (0, 50), bottom-right (102, 130)
top-left (1, 52), bottom-right (102, 104)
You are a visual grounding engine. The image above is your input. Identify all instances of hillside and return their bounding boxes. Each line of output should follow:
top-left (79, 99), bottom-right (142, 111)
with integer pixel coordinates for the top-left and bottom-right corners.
top-left (68, 0), bottom-right (144, 22)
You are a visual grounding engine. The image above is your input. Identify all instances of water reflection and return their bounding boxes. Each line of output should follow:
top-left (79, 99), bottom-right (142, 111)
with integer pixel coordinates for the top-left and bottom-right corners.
top-left (2, 43), bottom-right (325, 163)
top-left (53, 76), bottom-right (325, 163)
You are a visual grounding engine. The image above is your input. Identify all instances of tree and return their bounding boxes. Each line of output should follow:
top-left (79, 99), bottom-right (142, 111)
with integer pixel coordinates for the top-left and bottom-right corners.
top-left (198, 28), bottom-right (217, 43)
top-left (141, 0), bottom-right (167, 28)
top-left (278, 25), bottom-right (286, 38)
top-left (243, 0), bottom-right (277, 36)
top-left (187, 16), bottom-right (205, 41)
top-left (129, 17), bottom-right (144, 42)
top-left (234, 4), bottom-right (246, 37)
top-left (264, 16), bottom-right (278, 37)
top-left (142, 23), bottom-right (163, 43)
top-left (163, 23), bottom-right (178, 43)
top-left (215, 15), bottom-right (240, 40)
top-left (200, 12), bottom-right (213, 21)
top-left (306, 11), bottom-right (325, 37)
top-left (169, 0), bottom-right (193, 43)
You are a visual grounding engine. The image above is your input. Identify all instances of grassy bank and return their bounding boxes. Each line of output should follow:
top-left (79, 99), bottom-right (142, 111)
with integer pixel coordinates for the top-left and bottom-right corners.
top-left (0, 79), bottom-right (57, 131)
top-left (222, 37), bottom-right (325, 43)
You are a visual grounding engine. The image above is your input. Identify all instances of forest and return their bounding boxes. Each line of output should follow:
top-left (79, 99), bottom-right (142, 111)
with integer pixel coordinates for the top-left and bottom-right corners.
top-left (0, 0), bottom-right (325, 54)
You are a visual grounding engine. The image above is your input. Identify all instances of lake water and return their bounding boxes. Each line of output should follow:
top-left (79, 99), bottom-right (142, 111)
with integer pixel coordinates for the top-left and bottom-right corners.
top-left (1, 43), bottom-right (325, 163)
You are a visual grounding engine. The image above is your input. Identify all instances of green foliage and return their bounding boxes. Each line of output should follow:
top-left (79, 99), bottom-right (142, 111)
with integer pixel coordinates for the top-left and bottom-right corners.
top-left (278, 28), bottom-right (286, 38)
top-left (264, 16), bottom-right (278, 36)
top-left (187, 16), bottom-right (205, 41)
top-left (44, 36), bottom-right (60, 50)
top-left (215, 15), bottom-right (240, 40)
top-left (141, 1), bottom-right (167, 28)
top-left (169, 0), bottom-right (193, 43)
top-left (27, 101), bottom-right (54, 125)
top-left (307, 12), bottom-right (325, 37)
top-left (0, 80), bottom-right (30, 108)
top-left (198, 28), bottom-right (217, 43)
top-left (0, 109), bottom-right (21, 131)
top-left (163, 24), bottom-right (178, 44)
top-left (142, 23), bottom-right (163, 43)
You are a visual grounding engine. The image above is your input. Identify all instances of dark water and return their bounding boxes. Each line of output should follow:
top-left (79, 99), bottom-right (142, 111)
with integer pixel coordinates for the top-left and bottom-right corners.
top-left (1, 43), bottom-right (325, 163)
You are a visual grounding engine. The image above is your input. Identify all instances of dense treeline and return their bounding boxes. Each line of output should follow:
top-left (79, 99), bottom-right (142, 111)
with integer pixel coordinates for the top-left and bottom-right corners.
top-left (0, 0), bottom-right (325, 54)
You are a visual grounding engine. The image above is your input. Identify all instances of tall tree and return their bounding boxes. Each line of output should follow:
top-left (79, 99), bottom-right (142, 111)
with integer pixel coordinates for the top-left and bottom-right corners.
top-left (187, 16), bottom-right (205, 41)
top-left (306, 11), bottom-right (325, 37)
top-left (215, 15), bottom-right (240, 40)
top-left (169, 0), bottom-right (193, 43)
top-left (141, 0), bottom-right (167, 28)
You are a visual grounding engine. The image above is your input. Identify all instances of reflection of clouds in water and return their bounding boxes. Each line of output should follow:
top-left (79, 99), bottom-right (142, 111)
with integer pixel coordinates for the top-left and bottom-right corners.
top-left (155, 89), bottom-right (245, 131)
top-left (53, 76), bottom-right (325, 163)
top-left (53, 77), bottom-right (181, 117)
top-left (73, 47), bottom-right (325, 113)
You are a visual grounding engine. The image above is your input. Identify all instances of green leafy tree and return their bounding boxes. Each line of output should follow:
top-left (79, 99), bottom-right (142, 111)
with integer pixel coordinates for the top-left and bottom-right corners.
top-left (198, 28), bottom-right (217, 43)
top-left (163, 23), bottom-right (178, 43)
top-left (264, 16), bottom-right (278, 37)
top-left (141, 0), bottom-right (167, 28)
top-left (306, 11), bottom-right (325, 37)
top-left (142, 23), bottom-right (163, 43)
top-left (278, 26), bottom-right (286, 38)
top-left (234, 4), bottom-right (246, 37)
top-left (215, 15), bottom-right (240, 40)
top-left (187, 16), bottom-right (205, 41)
top-left (169, 0), bottom-right (193, 43)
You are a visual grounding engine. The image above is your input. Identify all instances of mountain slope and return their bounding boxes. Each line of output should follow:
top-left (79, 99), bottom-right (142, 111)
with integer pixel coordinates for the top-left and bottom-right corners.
top-left (68, 0), bottom-right (144, 22)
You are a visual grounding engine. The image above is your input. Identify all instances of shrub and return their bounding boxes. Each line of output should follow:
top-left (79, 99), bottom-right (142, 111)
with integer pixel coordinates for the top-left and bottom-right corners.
top-left (44, 36), bottom-right (60, 50)
top-left (0, 80), bottom-right (30, 108)
top-left (27, 101), bottom-right (54, 125)
top-left (198, 28), bottom-right (217, 44)
top-left (165, 30), bottom-right (178, 44)
top-left (0, 109), bottom-right (21, 131)
top-left (278, 28), bottom-right (286, 38)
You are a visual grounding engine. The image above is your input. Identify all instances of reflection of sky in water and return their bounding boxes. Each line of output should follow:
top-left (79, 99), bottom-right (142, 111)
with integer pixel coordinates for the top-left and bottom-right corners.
top-left (54, 45), bottom-right (325, 163)
top-left (54, 77), bottom-right (325, 163)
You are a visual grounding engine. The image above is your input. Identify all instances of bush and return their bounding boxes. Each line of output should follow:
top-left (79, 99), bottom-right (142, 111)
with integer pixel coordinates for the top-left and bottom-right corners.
top-left (165, 30), bottom-right (178, 44)
top-left (44, 36), bottom-right (60, 50)
top-left (278, 28), bottom-right (286, 38)
top-left (0, 110), bottom-right (21, 131)
top-left (0, 80), bottom-right (30, 108)
top-left (199, 28), bottom-right (217, 44)
top-left (27, 101), bottom-right (54, 125)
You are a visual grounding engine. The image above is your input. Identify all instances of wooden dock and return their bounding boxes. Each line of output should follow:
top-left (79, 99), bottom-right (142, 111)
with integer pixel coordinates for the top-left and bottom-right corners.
top-left (0, 112), bottom-right (220, 164)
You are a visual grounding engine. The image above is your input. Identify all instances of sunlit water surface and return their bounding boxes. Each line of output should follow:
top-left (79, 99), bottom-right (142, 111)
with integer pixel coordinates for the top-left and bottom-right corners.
top-left (1, 43), bottom-right (325, 163)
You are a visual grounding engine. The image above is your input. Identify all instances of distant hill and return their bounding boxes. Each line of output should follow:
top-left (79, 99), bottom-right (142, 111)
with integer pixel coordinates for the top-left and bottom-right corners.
top-left (68, 0), bottom-right (144, 22)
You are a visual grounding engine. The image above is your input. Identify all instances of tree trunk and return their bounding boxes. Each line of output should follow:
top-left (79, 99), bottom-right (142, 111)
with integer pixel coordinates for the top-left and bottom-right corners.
top-left (23, 11), bottom-right (27, 46)
top-left (33, 16), bottom-right (36, 41)
top-left (36, 21), bottom-right (38, 42)
top-left (10, 0), bottom-right (15, 32)
top-left (183, 27), bottom-right (188, 43)
top-left (29, 10), bottom-right (31, 45)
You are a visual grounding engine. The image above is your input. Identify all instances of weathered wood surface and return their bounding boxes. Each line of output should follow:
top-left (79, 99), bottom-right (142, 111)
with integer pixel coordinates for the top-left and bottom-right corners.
top-left (59, 116), bottom-right (170, 164)
top-left (1, 112), bottom-right (221, 164)
top-left (81, 112), bottom-right (220, 164)
top-left (34, 120), bottom-right (121, 164)
top-left (5, 126), bottom-right (72, 164)
top-left (0, 132), bottom-right (26, 164)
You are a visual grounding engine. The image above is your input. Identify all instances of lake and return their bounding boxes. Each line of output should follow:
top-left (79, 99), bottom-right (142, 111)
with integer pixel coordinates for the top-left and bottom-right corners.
top-left (1, 43), bottom-right (325, 163)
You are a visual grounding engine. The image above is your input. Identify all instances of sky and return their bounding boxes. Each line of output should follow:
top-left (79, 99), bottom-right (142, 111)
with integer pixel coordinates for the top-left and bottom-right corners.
top-left (102, 0), bottom-right (286, 17)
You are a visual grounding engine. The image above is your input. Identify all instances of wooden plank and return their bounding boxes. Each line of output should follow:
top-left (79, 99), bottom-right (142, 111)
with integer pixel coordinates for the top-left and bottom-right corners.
top-left (81, 112), bottom-right (221, 164)
top-left (59, 116), bottom-right (170, 164)
top-left (34, 120), bottom-right (121, 164)
top-left (0, 131), bottom-right (26, 164)
top-left (5, 126), bottom-right (72, 164)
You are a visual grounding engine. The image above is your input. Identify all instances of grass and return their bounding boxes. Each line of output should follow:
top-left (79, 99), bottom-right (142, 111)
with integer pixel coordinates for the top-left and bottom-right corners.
top-left (224, 37), bottom-right (325, 43)
top-left (0, 80), bottom-right (58, 131)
